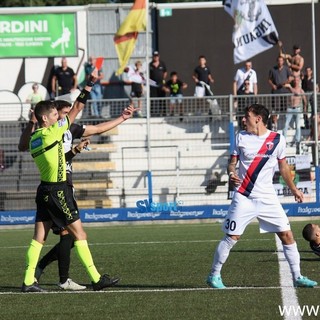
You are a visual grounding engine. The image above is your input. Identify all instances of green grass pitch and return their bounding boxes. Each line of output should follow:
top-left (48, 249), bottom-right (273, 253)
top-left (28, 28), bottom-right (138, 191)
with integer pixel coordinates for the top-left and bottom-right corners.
top-left (0, 220), bottom-right (319, 320)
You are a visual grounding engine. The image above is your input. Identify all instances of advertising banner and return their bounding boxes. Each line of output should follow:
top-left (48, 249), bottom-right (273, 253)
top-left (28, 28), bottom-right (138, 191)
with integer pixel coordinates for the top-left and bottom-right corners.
top-left (1, 202), bottom-right (320, 225)
top-left (0, 13), bottom-right (77, 57)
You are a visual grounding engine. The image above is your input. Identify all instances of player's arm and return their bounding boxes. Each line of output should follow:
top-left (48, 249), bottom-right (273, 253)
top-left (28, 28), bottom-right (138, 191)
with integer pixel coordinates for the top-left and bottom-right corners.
top-left (82, 104), bottom-right (138, 136)
top-left (228, 155), bottom-right (241, 186)
top-left (278, 158), bottom-right (303, 202)
top-left (68, 69), bottom-right (98, 124)
top-left (253, 82), bottom-right (258, 95)
top-left (18, 111), bottom-right (37, 151)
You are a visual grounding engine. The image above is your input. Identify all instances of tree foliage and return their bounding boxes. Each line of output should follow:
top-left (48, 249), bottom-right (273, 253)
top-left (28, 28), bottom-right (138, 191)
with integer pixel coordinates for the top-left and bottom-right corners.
top-left (1, 0), bottom-right (217, 6)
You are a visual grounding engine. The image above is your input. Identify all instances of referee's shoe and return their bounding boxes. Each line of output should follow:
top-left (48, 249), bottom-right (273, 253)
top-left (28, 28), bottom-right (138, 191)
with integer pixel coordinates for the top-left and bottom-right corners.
top-left (92, 274), bottom-right (120, 291)
top-left (22, 281), bottom-right (46, 293)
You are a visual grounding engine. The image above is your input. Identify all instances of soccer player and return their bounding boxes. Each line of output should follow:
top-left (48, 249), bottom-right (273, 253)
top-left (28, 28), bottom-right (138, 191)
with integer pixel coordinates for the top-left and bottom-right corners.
top-left (207, 103), bottom-right (317, 289)
top-left (19, 100), bottom-right (137, 290)
top-left (21, 70), bottom-right (130, 292)
top-left (302, 223), bottom-right (320, 256)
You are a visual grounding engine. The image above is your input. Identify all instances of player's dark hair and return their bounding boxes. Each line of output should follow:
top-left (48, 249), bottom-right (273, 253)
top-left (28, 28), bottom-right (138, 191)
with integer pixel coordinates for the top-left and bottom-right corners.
top-left (245, 103), bottom-right (269, 125)
top-left (54, 100), bottom-right (72, 111)
top-left (34, 100), bottom-right (56, 124)
top-left (170, 71), bottom-right (177, 77)
top-left (302, 223), bottom-right (315, 242)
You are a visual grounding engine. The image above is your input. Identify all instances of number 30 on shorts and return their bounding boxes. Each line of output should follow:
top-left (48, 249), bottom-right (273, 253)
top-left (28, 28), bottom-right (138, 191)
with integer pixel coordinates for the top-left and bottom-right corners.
top-left (225, 219), bottom-right (236, 231)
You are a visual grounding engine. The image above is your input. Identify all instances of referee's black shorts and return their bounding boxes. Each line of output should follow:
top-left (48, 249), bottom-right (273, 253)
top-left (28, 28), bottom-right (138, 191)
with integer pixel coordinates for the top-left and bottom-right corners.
top-left (35, 181), bottom-right (80, 228)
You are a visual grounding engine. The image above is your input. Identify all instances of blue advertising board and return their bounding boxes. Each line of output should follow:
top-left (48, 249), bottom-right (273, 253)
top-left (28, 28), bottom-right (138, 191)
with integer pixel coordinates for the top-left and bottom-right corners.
top-left (1, 203), bottom-right (320, 225)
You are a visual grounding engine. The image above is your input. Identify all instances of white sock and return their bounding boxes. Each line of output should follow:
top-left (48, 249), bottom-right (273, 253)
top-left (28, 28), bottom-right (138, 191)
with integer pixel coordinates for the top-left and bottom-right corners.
top-left (211, 236), bottom-right (237, 276)
top-left (282, 242), bottom-right (301, 281)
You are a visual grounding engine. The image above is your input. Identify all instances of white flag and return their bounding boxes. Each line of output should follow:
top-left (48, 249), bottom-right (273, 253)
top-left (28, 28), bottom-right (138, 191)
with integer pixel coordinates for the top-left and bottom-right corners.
top-left (224, 0), bottom-right (279, 64)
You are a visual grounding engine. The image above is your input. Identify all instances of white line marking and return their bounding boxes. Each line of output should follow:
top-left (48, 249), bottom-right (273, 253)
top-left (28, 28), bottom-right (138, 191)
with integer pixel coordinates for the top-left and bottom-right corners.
top-left (275, 235), bottom-right (302, 320)
top-left (0, 238), bottom-right (273, 250)
top-left (0, 286), bottom-right (284, 295)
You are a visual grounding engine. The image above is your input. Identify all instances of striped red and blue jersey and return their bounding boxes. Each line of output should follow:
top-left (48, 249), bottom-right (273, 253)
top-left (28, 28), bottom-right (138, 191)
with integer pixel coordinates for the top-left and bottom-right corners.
top-left (232, 130), bottom-right (286, 198)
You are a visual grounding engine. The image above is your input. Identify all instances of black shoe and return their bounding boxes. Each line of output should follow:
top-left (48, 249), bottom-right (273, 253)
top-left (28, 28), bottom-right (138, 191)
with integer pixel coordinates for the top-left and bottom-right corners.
top-left (92, 274), bottom-right (120, 291)
top-left (21, 282), bottom-right (46, 293)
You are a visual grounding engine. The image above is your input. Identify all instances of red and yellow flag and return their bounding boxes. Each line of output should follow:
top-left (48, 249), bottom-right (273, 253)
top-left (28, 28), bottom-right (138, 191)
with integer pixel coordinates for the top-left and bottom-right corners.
top-left (114, 0), bottom-right (146, 75)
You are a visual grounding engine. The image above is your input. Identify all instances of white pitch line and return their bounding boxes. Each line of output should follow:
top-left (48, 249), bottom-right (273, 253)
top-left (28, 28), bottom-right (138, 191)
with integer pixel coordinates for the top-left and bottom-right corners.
top-left (0, 286), bottom-right (283, 295)
top-left (275, 235), bottom-right (302, 320)
top-left (0, 238), bottom-right (273, 250)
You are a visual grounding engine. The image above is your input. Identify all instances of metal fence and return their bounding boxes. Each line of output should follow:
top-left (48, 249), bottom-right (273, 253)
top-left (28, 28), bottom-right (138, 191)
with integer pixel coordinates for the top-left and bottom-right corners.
top-left (0, 92), bottom-right (318, 211)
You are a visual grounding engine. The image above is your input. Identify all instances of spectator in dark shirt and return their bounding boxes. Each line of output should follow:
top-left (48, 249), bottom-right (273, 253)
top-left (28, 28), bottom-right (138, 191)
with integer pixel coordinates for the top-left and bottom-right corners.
top-left (164, 71), bottom-right (187, 120)
top-left (192, 55), bottom-right (215, 117)
top-left (52, 57), bottom-right (77, 97)
top-left (268, 56), bottom-right (293, 131)
top-left (149, 51), bottom-right (167, 116)
top-left (302, 67), bottom-right (318, 129)
top-left (192, 55), bottom-right (214, 97)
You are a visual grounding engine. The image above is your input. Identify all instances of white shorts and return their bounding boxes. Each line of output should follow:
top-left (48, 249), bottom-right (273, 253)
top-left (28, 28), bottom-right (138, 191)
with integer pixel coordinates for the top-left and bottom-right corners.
top-left (194, 86), bottom-right (205, 97)
top-left (222, 192), bottom-right (291, 235)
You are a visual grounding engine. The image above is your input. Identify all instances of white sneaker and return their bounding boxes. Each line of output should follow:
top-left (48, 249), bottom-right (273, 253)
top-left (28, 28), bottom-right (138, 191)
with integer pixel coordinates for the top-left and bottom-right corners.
top-left (58, 278), bottom-right (86, 291)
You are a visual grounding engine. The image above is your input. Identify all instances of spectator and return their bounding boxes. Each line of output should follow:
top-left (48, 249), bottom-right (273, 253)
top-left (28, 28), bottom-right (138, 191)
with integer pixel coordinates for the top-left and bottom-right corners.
top-left (84, 56), bottom-right (104, 118)
top-left (236, 80), bottom-right (255, 129)
top-left (164, 71), bottom-right (187, 120)
top-left (233, 60), bottom-right (257, 129)
top-left (302, 67), bottom-right (318, 129)
top-left (149, 51), bottom-right (167, 116)
top-left (233, 60), bottom-right (257, 96)
top-left (51, 57), bottom-right (77, 97)
top-left (192, 55), bottom-right (214, 98)
top-left (279, 42), bottom-right (304, 78)
top-left (26, 83), bottom-right (43, 108)
top-left (124, 61), bottom-right (145, 117)
top-left (282, 77), bottom-right (307, 149)
top-left (192, 55), bottom-right (214, 117)
top-left (268, 56), bottom-right (293, 131)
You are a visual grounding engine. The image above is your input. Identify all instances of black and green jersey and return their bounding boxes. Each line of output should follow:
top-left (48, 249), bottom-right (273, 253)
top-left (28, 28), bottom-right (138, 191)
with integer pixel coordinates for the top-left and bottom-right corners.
top-left (30, 116), bottom-right (70, 183)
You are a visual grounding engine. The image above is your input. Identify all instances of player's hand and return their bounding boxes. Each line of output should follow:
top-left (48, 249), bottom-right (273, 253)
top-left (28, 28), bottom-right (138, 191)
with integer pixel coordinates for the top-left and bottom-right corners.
top-left (76, 138), bottom-right (90, 152)
top-left (121, 104), bottom-right (140, 120)
top-left (29, 109), bottom-right (38, 123)
top-left (293, 188), bottom-right (304, 203)
top-left (229, 173), bottom-right (241, 187)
